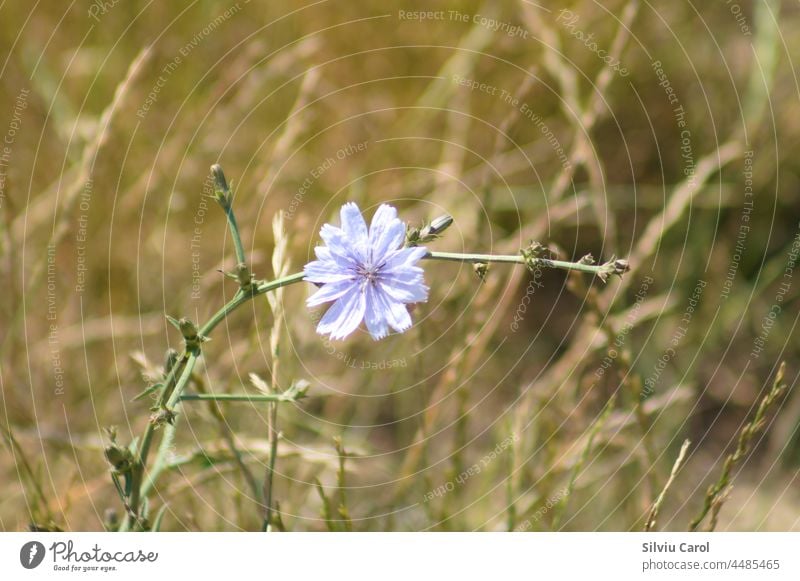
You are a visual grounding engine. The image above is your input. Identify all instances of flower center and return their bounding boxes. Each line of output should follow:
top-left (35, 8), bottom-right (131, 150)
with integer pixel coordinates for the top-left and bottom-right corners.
top-left (356, 263), bottom-right (380, 285)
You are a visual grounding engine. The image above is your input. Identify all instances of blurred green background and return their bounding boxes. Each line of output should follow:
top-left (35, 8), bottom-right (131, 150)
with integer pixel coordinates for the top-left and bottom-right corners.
top-left (1, 0), bottom-right (799, 531)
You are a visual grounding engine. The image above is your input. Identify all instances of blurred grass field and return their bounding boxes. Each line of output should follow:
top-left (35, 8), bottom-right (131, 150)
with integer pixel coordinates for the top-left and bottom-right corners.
top-left (1, 0), bottom-right (800, 531)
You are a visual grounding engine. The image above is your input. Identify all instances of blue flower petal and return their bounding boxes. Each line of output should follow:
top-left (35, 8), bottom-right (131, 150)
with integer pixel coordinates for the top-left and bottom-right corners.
top-left (379, 276), bottom-right (429, 303)
top-left (381, 294), bottom-right (413, 332)
top-left (382, 246), bottom-right (428, 271)
top-left (369, 205), bottom-right (406, 263)
top-left (340, 202), bottom-right (368, 244)
top-left (364, 284), bottom-right (389, 340)
top-left (304, 259), bottom-right (355, 284)
top-left (306, 278), bottom-right (358, 308)
top-left (316, 287), bottom-right (367, 340)
top-left (320, 224), bottom-right (362, 264)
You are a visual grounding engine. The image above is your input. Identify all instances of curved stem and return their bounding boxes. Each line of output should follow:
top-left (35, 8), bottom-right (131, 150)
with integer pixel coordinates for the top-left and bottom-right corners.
top-left (200, 272), bottom-right (306, 338)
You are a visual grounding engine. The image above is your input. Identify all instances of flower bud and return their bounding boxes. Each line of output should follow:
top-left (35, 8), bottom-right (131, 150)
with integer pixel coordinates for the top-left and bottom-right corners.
top-left (416, 214), bottom-right (454, 244)
top-left (104, 445), bottom-right (133, 471)
top-left (426, 214), bottom-right (453, 236)
top-left (613, 259), bottom-right (630, 276)
top-left (178, 318), bottom-right (199, 341)
top-left (210, 164), bottom-right (231, 205)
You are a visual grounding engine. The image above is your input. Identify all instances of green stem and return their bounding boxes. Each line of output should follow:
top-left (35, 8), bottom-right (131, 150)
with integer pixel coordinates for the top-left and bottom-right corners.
top-left (199, 273), bottom-right (306, 338)
top-left (165, 350), bottom-right (200, 410)
top-left (180, 393), bottom-right (299, 403)
top-left (425, 250), bottom-right (619, 276)
top-left (121, 359), bottom-right (184, 531)
top-left (122, 351), bottom-right (198, 531)
top-left (425, 251), bottom-right (524, 264)
top-left (224, 203), bottom-right (247, 268)
top-left (262, 401), bottom-right (279, 532)
top-left (211, 164), bottom-right (247, 269)
top-left (121, 274), bottom-right (306, 531)
top-left (141, 406), bottom-right (180, 499)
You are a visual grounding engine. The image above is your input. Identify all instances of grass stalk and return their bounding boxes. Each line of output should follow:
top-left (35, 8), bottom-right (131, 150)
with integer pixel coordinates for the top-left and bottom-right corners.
top-left (645, 439), bottom-right (690, 532)
top-left (689, 362), bottom-right (788, 531)
top-left (551, 394), bottom-right (616, 530)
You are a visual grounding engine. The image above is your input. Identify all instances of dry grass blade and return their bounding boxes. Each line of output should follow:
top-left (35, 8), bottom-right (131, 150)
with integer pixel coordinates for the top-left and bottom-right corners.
top-left (645, 439), bottom-right (690, 532)
top-left (551, 394), bottom-right (616, 530)
top-left (334, 437), bottom-right (353, 532)
top-left (0, 422), bottom-right (59, 529)
top-left (255, 67), bottom-right (321, 196)
top-left (689, 362), bottom-right (789, 531)
top-left (16, 47), bottom-right (152, 302)
top-left (262, 211), bottom-right (292, 531)
top-left (602, 140), bottom-right (743, 309)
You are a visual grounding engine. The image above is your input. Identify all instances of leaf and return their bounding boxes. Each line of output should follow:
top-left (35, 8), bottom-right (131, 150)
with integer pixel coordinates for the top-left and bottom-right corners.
top-left (132, 383), bottom-right (162, 402)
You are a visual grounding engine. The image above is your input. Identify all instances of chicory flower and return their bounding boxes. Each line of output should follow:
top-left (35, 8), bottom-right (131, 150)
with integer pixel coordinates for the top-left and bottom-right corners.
top-left (304, 203), bottom-right (429, 340)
